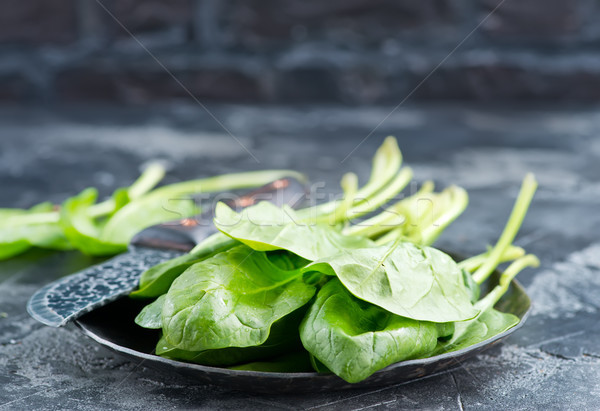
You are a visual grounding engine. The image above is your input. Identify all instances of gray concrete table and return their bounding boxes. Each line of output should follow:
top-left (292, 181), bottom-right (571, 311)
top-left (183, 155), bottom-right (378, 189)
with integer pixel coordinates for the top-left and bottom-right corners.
top-left (1, 104), bottom-right (599, 410)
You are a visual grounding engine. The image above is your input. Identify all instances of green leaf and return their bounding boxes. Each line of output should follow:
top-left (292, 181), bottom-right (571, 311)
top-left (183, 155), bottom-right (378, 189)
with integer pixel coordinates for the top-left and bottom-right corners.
top-left (156, 306), bottom-right (307, 367)
top-left (266, 250), bottom-right (310, 270)
top-left (306, 241), bottom-right (479, 323)
top-left (310, 354), bottom-right (332, 374)
top-left (161, 245), bottom-right (316, 351)
top-left (0, 202), bottom-right (72, 259)
top-left (102, 170), bottom-right (306, 245)
top-left (100, 193), bottom-right (198, 246)
top-left (0, 239), bottom-right (31, 260)
top-left (134, 295), bottom-right (166, 329)
top-left (462, 269), bottom-right (481, 304)
top-left (60, 188), bottom-right (126, 256)
top-left (131, 254), bottom-right (202, 299)
top-left (131, 233), bottom-right (238, 299)
top-left (300, 279), bottom-right (453, 383)
top-left (434, 308), bottom-right (519, 355)
top-left (214, 201), bottom-right (373, 261)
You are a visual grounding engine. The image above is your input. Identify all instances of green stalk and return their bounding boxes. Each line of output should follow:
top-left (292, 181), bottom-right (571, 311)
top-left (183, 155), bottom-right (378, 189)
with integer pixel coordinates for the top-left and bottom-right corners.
top-left (189, 232), bottom-right (237, 257)
top-left (88, 162), bottom-right (166, 218)
top-left (127, 163), bottom-right (167, 199)
top-left (358, 137), bottom-right (402, 202)
top-left (373, 227), bottom-right (404, 246)
top-left (418, 186), bottom-right (469, 246)
top-left (2, 164), bottom-right (167, 226)
top-left (343, 167), bottom-right (413, 222)
top-left (329, 173), bottom-right (359, 225)
top-left (2, 212), bottom-right (60, 226)
top-left (475, 254), bottom-right (540, 311)
top-left (458, 245), bottom-right (525, 272)
top-left (472, 174), bottom-right (538, 284)
top-left (148, 170), bottom-right (306, 199)
top-left (302, 137), bottom-right (401, 218)
top-left (343, 181), bottom-right (434, 238)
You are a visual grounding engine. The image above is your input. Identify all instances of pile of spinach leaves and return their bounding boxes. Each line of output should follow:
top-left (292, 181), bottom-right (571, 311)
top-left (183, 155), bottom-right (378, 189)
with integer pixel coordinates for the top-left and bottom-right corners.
top-left (134, 137), bottom-right (540, 383)
top-left (0, 164), bottom-right (305, 259)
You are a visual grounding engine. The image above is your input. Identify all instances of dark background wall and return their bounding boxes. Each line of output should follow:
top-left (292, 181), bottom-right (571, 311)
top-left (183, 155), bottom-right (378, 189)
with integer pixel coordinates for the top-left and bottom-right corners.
top-left (1, 0), bottom-right (599, 104)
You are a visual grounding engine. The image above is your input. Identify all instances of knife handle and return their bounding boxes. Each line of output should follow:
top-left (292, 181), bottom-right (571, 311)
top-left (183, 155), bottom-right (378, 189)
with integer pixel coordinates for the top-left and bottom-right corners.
top-left (130, 177), bottom-right (307, 252)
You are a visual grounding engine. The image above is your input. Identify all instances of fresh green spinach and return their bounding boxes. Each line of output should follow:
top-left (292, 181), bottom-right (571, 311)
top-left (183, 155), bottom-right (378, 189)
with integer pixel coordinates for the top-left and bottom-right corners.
top-left (299, 279), bottom-right (454, 383)
top-left (306, 241), bottom-right (479, 323)
top-left (161, 245), bottom-right (316, 351)
top-left (214, 201), bottom-right (373, 261)
top-left (124, 138), bottom-right (541, 384)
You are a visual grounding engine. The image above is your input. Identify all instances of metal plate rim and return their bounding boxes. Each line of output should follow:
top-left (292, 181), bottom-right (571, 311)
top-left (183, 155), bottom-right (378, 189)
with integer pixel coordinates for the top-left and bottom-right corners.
top-left (74, 277), bottom-right (530, 389)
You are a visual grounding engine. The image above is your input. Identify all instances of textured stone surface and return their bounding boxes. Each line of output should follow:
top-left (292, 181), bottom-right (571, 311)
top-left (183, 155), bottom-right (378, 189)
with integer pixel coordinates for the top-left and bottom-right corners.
top-left (112, 0), bottom-right (194, 35)
top-left (56, 64), bottom-right (264, 103)
top-left (218, 0), bottom-right (458, 49)
top-left (1, 103), bottom-right (600, 409)
top-left (0, 0), bottom-right (78, 44)
top-left (479, 0), bottom-right (580, 39)
top-left (1, 2), bottom-right (600, 104)
top-left (0, 73), bottom-right (37, 102)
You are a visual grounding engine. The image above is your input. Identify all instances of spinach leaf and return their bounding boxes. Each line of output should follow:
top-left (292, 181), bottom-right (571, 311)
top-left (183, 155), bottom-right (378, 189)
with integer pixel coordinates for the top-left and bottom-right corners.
top-left (306, 241), bottom-right (479, 323)
top-left (299, 279), bottom-right (453, 383)
top-left (433, 308), bottom-right (519, 355)
top-left (266, 250), bottom-right (310, 270)
top-left (161, 245), bottom-right (316, 351)
top-left (60, 188), bottom-right (127, 256)
top-left (134, 294), bottom-right (166, 329)
top-left (462, 268), bottom-right (481, 303)
top-left (214, 201), bottom-right (373, 261)
top-left (131, 254), bottom-right (201, 299)
top-left (102, 169), bottom-right (306, 246)
top-left (0, 202), bottom-right (73, 259)
top-left (100, 193), bottom-right (198, 246)
top-left (131, 233), bottom-right (237, 299)
top-left (310, 354), bottom-right (332, 374)
top-left (0, 239), bottom-right (31, 260)
top-left (156, 305), bottom-right (307, 367)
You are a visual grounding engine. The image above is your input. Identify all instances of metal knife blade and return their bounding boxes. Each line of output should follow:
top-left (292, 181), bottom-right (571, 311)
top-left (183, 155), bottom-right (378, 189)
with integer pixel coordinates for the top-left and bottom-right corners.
top-left (27, 177), bottom-right (308, 327)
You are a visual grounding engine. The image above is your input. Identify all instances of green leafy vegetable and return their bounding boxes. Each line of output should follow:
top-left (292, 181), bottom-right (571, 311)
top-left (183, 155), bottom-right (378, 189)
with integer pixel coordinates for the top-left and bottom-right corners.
top-left (120, 137), bottom-right (540, 384)
top-left (155, 307), bottom-right (307, 367)
top-left (131, 232), bottom-right (236, 299)
top-left (434, 255), bottom-right (539, 354)
top-left (134, 294), bottom-right (166, 329)
top-left (161, 245), bottom-right (316, 351)
top-left (306, 241), bottom-right (479, 323)
top-left (0, 202), bottom-right (72, 259)
top-left (214, 201), bottom-right (374, 260)
top-left (60, 188), bottom-right (128, 256)
top-left (299, 279), bottom-right (454, 383)
top-left (1, 164), bottom-right (305, 259)
top-left (101, 170), bottom-right (306, 245)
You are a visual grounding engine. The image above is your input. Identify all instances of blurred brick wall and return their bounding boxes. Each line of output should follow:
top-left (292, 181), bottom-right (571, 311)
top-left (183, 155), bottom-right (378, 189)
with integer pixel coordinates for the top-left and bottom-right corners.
top-left (0, 0), bottom-right (599, 104)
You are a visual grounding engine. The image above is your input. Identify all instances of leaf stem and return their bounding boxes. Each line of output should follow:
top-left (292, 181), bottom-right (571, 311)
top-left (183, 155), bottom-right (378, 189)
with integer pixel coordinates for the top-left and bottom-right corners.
top-left (458, 245), bottom-right (525, 272)
top-left (301, 137), bottom-right (401, 218)
top-left (344, 167), bottom-right (413, 222)
top-left (88, 162), bottom-right (166, 218)
top-left (328, 173), bottom-right (359, 225)
top-left (418, 186), bottom-right (469, 246)
top-left (472, 174), bottom-right (538, 284)
top-left (2, 212), bottom-right (60, 226)
top-left (343, 181), bottom-right (434, 238)
top-left (475, 254), bottom-right (540, 311)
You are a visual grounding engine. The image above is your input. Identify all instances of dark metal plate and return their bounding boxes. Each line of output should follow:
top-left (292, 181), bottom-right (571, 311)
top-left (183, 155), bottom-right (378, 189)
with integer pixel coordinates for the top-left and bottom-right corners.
top-left (74, 269), bottom-right (530, 393)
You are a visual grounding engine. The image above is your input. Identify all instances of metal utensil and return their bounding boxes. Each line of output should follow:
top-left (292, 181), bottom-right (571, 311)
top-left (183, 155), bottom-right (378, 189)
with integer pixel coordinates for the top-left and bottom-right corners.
top-left (27, 177), bottom-right (307, 327)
